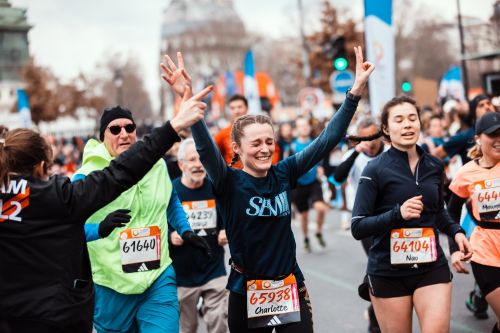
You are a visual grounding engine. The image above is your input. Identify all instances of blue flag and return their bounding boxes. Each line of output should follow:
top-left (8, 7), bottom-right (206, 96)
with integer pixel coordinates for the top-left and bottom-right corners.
top-left (17, 89), bottom-right (32, 128)
top-left (244, 49), bottom-right (261, 114)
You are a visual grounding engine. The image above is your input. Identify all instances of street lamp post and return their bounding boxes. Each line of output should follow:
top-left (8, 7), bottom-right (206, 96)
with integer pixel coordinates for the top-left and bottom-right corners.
top-left (298, 0), bottom-right (311, 86)
top-left (456, 0), bottom-right (470, 100)
top-left (114, 68), bottom-right (124, 105)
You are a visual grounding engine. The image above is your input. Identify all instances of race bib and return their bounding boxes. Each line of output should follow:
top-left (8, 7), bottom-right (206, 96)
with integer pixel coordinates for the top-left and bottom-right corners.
top-left (390, 228), bottom-right (437, 265)
top-left (246, 274), bottom-right (301, 329)
top-left (119, 226), bottom-right (161, 273)
top-left (182, 200), bottom-right (217, 234)
top-left (472, 178), bottom-right (500, 223)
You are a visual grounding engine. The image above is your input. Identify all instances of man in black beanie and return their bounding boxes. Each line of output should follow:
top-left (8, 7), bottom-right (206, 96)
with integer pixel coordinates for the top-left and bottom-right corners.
top-left (98, 106), bottom-right (136, 156)
top-left (73, 105), bottom-right (212, 333)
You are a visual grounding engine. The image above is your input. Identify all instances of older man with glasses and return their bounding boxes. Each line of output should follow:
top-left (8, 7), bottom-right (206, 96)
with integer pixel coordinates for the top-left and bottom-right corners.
top-left (72, 105), bottom-right (212, 333)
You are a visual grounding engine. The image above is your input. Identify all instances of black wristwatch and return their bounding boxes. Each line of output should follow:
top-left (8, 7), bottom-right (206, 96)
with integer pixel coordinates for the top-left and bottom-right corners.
top-left (346, 88), bottom-right (361, 102)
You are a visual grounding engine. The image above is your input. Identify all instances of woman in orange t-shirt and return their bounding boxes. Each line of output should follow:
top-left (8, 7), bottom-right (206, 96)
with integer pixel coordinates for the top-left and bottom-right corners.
top-left (448, 112), bottom-right (500, 333)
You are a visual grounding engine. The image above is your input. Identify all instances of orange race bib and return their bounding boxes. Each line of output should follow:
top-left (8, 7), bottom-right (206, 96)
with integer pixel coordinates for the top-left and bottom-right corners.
top-left (246, 274), bottom-right (300, 328)
top-left (119, 226), bottom-right (161, 273)
top-left (472, 178), bottom-right (500, 223)
top-left (390, 228), bottom-right (437, 265)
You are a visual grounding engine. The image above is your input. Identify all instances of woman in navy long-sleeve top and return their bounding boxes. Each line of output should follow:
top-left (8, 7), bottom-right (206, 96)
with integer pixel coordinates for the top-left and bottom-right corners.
top-left (351, 96), bottom-right (472, 333)
top-left (162, 48), bottom-right (374, 332)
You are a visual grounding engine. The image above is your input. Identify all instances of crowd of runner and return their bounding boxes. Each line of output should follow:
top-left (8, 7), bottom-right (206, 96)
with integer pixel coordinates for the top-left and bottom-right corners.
top-left (0, 46), bottom-right (499, 333)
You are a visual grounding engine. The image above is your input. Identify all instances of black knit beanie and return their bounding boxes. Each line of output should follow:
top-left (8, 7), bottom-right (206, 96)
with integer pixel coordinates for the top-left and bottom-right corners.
top-left (469, 95), bottom-right (489, 114)
top-left (99, 106), bottom-right (134, 141)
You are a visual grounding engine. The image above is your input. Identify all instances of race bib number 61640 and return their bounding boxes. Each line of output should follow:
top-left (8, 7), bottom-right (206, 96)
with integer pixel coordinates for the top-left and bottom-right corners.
top-left (119, 226), bottom-right (161, 273)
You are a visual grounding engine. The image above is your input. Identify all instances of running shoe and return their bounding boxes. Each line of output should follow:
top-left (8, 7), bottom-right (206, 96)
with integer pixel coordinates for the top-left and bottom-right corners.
top-left (304, 238), bottom-right (312, 253)
top-left (466, 291), bottom-right (489, 319)
top-left (316, 233), bottom-right (326, 248)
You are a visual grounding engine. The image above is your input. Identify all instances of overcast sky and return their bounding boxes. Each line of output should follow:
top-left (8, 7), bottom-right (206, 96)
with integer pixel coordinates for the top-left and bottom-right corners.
top-left (9, 0), bottom-right (498, 110)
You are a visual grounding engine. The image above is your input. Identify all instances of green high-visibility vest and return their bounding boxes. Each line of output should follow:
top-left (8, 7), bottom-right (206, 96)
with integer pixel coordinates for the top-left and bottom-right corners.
top-left (76, 139), bottom-right (173, 294)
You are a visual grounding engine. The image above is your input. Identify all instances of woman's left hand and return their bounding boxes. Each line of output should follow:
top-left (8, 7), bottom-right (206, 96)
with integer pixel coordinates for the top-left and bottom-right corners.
top-left (160, 51), bottom-right (192, 97)
top-left (350, 46), bottom-right (375, 96)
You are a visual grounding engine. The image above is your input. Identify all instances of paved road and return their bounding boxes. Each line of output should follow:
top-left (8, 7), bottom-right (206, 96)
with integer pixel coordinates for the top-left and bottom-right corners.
top-left (195, 209), bottom-right (496, 333)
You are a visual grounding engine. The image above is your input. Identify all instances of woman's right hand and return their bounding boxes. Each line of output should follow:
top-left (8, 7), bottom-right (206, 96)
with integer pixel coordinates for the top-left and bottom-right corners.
top-left (170, 85), bottom-right (213, 133)
top-left (451, 250), bottom-right (470, 274)
top-left (400, 195), bottom-right (423, 220)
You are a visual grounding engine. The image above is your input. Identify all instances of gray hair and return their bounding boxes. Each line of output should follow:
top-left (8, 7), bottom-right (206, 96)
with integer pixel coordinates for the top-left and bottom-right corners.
top-left (356, 116), bottom-right (379, 132)
top-left (177, 138), bottom-right (195, 161)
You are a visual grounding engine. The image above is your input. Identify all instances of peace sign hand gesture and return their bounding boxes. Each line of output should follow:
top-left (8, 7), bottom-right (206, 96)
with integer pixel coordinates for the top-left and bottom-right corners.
top-left (350, 46), bottom-right (375, 96)
top-left (161, 52), bottom-right (192, 97)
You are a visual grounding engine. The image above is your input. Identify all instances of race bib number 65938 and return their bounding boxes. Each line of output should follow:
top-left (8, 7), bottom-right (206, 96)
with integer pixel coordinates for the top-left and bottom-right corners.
top-left (246, 274), bottom-right (300, 328)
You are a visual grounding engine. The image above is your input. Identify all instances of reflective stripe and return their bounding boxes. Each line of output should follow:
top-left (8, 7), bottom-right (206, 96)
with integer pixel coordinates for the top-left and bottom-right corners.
top-left (360, 176), bottom-right (372, 181)
top-left (351, 216), bottom-right (365, 221)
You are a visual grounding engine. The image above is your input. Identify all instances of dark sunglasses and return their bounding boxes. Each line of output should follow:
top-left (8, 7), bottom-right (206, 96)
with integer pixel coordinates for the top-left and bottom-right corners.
top-left (108, 123), bottom-right (136, 136)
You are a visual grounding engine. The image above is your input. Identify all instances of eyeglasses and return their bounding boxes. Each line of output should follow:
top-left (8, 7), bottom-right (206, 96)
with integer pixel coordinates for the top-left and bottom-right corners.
top-left (108, 123), bottom-right (136, 136)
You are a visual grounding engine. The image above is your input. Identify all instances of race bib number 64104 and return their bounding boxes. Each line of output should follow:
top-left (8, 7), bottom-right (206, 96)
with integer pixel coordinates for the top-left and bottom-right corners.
top-left (390, 228), bottom-right (437, 265)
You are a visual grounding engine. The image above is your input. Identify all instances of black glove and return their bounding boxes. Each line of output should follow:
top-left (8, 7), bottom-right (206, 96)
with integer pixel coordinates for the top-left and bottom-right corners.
top-left (182, 230), bottom-right (213, 260)
top-left (98, 209), bottom-right (131, 238)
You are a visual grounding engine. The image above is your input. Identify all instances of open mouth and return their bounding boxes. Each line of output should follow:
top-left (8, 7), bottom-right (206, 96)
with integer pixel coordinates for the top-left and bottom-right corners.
top-left (401, 132), bottom-right (415, 138)
top-left (256, 156), bottom-right (271, 161)
top-left (191, 169), bottom-right (204, 175)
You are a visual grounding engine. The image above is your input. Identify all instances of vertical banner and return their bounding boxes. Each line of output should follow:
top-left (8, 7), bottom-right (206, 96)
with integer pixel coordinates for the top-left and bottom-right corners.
top-left (243, 50), bottom-right (262, 115)
top-left (17, 89), bottom-right (32, 129)
top-left (364, 0), bottom-right (395, 115)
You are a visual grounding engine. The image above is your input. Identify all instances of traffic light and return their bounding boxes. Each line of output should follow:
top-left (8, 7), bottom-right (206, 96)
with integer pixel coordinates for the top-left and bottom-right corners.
top-left (333, 36), bottom-right (348, 70)
top-left (401, 80), bottom-right (412, 93)
top-left (324, 36), bottom-right (349, 71)
top-left (334, 57), bottom-right (348, 71)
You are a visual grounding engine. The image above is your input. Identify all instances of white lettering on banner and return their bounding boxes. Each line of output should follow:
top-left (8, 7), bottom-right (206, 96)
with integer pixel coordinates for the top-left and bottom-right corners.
top-left (246, 191), bottom-right (290, 217)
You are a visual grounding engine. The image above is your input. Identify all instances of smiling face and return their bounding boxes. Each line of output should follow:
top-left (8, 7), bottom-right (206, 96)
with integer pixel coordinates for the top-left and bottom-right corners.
top-left (478, 129), bottom-right (500, 162)
top-left (384, 102), bottom-right (421, 150)
top-left (103, 118), bottom-right (137, 157)
top-left (179, 143), bottom-right (206, 186)
top-left (233, 123), bottom-right (275, 177)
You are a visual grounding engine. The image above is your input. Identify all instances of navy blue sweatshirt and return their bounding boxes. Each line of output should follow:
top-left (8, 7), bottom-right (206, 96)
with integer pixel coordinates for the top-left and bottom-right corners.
top-left (192, 96), bottom-right (359, 294)
top-left (351, 145), bottom-right (464, 276)
top-left (169, 178), bottom-right (226, 287)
